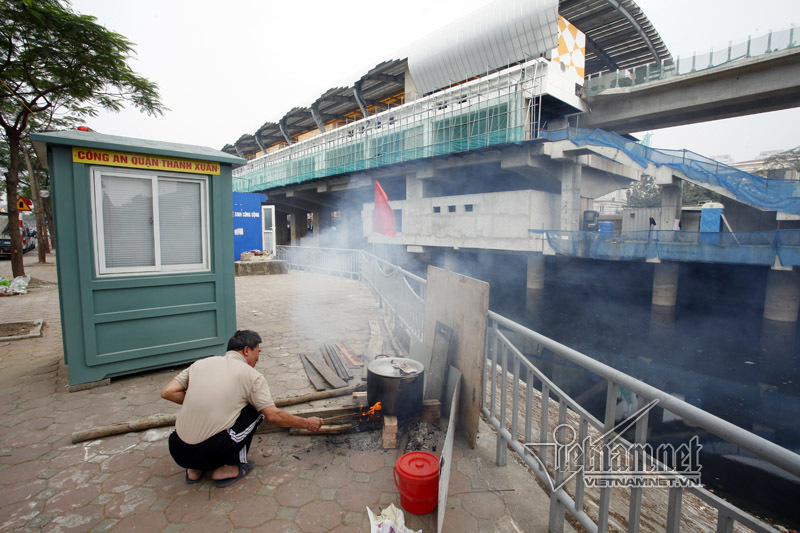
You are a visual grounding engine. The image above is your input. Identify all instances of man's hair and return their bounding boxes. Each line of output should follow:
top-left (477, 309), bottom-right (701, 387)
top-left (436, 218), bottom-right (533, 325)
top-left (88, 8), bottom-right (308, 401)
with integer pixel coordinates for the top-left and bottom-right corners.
top-left (227, 330), bottom-right (262, 352)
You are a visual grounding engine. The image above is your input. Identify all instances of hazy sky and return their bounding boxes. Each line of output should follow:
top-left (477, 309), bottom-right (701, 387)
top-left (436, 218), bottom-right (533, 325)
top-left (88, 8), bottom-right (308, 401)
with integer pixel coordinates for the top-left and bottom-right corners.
top-left (68, 0), bottom-right (799, 162)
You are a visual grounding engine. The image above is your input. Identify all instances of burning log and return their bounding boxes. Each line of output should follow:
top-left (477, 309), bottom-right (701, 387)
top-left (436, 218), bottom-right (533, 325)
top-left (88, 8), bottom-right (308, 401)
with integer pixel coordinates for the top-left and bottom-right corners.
top-left (322, 401), bottom-right (382, 424)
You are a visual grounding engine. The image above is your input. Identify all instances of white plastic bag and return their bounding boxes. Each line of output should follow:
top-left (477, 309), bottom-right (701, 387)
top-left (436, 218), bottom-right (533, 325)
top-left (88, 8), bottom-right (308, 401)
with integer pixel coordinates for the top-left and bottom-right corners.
top-left (367, 503), bottom-right (421, 533)
top-left (9, 276), bottom-right (30, 294)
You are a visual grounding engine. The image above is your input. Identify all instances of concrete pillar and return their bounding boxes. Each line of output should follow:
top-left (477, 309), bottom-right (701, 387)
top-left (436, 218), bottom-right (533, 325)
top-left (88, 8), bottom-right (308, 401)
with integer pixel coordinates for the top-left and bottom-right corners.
top-left (659, 184), bottom-right (682, 230)
top-left (649, 304), bottom-right (676, 339)
top-left (652, 262), bottom-right (679, 307)
top-left (764, 269), bottom-right (800, 322)
top-left (406, 175), bottom-right (423, 200)
top-left (560, 162), bottom-right (582, 231)
top-left (526, 253), bottom-right (545, 290)
top-left (289, 213), bottom-right (307, 245)
top-left (524, 253), bottom-right (546, 348)
top-left (310, 212), bottom-right (321, 246)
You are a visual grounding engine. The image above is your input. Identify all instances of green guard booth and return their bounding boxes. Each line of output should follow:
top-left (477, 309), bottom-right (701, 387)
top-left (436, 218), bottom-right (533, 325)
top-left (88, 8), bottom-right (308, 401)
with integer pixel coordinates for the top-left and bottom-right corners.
top-left (31, 131), bottom-right (245, 388)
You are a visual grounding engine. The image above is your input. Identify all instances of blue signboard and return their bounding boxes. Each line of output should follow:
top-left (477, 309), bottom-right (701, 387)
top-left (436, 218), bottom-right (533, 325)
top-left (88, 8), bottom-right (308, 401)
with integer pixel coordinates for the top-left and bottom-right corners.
top-left (233, 192), bottom-right (266, 260)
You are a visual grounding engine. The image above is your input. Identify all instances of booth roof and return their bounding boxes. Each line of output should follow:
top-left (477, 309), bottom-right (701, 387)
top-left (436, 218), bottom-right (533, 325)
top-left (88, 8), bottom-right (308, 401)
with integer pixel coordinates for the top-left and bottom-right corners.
top-left (30, 130), bottom-right (246, 169)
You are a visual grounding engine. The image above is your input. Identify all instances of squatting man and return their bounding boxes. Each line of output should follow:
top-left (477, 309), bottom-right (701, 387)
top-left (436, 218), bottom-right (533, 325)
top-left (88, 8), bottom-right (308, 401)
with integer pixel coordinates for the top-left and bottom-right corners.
top-left (161, 330), bottom-right (324, 487)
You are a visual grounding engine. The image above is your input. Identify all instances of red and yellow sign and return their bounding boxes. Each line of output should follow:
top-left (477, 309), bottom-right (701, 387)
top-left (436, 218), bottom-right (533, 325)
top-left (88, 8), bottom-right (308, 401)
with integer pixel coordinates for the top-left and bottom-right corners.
top-left (17, 198), bottom-right (32, 211)
top-left (72, 147), bottom-right (220, 175)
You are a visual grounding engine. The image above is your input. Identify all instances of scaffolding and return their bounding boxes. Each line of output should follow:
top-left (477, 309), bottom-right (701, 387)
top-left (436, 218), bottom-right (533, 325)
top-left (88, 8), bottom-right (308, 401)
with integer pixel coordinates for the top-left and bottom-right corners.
top-left (232, 58), bottom-right (548, 193)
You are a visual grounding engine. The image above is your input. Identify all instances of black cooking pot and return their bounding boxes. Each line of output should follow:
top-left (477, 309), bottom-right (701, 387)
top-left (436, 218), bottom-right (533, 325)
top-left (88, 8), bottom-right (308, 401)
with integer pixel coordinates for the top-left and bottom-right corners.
top-left (367, 355), bottom-right (424, 418)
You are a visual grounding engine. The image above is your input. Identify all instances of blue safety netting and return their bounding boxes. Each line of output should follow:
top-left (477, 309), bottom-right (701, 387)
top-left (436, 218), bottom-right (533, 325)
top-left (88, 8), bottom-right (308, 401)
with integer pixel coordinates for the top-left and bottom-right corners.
top-left (538, 229), bottom-right (800, 267)
top-left (542, 128), bottom-right (800, 215)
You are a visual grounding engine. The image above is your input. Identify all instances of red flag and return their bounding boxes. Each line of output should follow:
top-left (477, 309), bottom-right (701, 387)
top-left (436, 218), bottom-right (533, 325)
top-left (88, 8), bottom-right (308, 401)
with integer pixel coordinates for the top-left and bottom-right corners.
top-left (373, 180), bottom-right (396, 237)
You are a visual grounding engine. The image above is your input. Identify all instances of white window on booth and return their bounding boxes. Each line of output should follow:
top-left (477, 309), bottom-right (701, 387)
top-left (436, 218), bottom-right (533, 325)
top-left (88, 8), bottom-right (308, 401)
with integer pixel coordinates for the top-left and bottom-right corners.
top-left (91, 167), bottom-right (210, 277)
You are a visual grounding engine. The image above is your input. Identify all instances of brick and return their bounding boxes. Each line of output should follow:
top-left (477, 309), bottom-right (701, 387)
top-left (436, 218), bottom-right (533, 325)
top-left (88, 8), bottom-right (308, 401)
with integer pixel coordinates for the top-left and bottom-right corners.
top-left (382, 436), bottom-right (397, 449)
top-left (382, 416), bottom-right (398, 436)
top-left (352, 392), bottom-right (367, 402)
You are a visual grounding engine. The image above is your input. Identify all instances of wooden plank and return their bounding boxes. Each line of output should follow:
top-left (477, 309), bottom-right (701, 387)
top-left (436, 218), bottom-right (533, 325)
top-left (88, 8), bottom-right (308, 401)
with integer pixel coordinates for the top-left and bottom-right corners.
top-left (336, 342), bottom-right (363, 368)
top-left (300, 354), bottom-right (328, 391)
top-left (322, 344), bottom-right (352, 382)
top-left (424, 321), bottom-right (453, 403)
top-left (276, 384), bottom-right (364, 407)
top-left (305, 351), bottom-right (348, 388)
top-left (423, 266), bottom-right (489, 449)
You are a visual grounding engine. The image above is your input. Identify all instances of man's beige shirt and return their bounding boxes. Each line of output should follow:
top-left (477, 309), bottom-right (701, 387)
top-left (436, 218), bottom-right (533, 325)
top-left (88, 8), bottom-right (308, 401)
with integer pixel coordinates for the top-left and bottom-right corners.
top-left (174, 351), bottom-right (275, 444)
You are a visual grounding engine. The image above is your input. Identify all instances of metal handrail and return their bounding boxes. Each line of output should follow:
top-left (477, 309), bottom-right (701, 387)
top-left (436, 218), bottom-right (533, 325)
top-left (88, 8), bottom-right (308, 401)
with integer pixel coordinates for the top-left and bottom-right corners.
top-left (586, 25), bottom-right (799, 96)
top-left (485, 310), bottom-right (798, 532)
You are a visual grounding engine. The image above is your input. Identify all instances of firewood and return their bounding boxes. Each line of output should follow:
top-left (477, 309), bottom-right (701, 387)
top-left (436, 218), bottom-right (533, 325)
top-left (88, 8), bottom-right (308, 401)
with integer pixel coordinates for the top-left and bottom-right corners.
top-left (71, 385), bottom-right (364, 444)
top-left (70, 413), bottom-right (176, 444)
top-left (290, 423), bottom-right (353, 435)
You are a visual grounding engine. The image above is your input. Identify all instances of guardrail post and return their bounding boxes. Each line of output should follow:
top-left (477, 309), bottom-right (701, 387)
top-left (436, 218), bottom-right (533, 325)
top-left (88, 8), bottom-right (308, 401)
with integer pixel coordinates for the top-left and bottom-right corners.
top-left (715, 511), bottom-right (734, 533)
top-left (548, 399), bottom-right (568, 532)
top-left (574, 417), bottom-right (588, 512)
top-left (597, 381), bottom-right (618, 533)
top-left (496, 344), bottom-right (509, 467)
top-left (666, 487), bottom-right (683, 532)
top-left (628, 395), bottom-right (651, 533)
top-left (539, 383), bottom-right (550, 466)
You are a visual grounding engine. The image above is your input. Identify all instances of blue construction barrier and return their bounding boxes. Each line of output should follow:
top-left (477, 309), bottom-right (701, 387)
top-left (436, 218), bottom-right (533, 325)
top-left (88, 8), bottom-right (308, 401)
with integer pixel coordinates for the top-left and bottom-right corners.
top-left (542, 128), bottom-right (800, 215)
top-left (538, 229), bottom-right (800, 267)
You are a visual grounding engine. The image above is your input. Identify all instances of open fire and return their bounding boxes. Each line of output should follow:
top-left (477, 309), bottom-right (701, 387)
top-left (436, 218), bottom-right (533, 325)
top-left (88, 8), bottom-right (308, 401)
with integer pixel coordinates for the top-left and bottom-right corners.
top-left (322, 401), bottom-right (383, 424)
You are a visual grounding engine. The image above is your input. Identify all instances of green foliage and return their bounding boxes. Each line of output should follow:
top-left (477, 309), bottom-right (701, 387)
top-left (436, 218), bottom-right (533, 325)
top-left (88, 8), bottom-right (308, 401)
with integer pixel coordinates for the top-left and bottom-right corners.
top-left (0, 0), bottom-right (165, 275)
top-left (626, 174), bottom-right (662, 207)
top-left (627, 175), bottom-right (722, 208)
top-left (681, 182), bottom-right (720, 206)
top-left (0, 0), bottom-right (165, 130)
top-left (757, 147), bottom-right (800, 177)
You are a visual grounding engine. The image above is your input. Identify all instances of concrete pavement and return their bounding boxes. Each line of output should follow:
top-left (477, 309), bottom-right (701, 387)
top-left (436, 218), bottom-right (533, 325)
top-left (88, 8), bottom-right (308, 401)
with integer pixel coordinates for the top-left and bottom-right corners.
top-left (0, 251), bottom-right (557, 532)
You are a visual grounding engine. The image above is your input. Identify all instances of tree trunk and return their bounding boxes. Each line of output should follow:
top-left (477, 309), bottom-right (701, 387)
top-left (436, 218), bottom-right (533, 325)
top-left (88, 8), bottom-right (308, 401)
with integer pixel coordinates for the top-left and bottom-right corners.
top-left (4, 131), bottom-right (26, 278)
top-left (22, 145), bottom-right (48, 260)
top-left (44, 196), bottom-right (55, 251)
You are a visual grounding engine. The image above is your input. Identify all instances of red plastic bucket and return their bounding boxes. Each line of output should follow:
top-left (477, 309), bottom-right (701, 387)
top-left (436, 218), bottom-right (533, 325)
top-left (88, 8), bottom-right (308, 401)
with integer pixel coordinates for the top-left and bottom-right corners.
top-left (394, 451), bottom-right (439, 514)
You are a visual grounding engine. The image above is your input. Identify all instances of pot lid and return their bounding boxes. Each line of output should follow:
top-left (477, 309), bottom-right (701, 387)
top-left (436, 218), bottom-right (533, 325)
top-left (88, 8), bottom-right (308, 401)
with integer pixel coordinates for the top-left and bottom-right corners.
top-left (396, 451), bottom-right (439, 479)
top-left (367, 357), bottom-right (424, 378)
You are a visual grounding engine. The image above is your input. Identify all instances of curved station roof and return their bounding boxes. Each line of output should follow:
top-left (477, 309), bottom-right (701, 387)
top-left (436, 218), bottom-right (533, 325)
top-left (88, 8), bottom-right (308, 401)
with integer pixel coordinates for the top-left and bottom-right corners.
top-left (223, 0), bottom-right (670, 159)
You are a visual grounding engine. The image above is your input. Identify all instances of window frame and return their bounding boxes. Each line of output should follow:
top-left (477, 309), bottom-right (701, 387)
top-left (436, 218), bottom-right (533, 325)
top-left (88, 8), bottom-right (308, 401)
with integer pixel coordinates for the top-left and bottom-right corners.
top-left (91, 166), bottom-right (211, 277)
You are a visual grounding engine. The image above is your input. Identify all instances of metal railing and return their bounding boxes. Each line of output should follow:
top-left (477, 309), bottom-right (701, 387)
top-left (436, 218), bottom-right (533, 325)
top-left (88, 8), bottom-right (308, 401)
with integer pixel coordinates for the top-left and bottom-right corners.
top-left (233, 59), bottom-right (545, 193)
top-left (483, 312), bottom-right (799, 532)
top-left (359, 253), bottom-right (426, 343)
top-left (276, 246), bottom-right (426, 342)
top-left (272, 245), bottom-right (800, 531)
top-left (276, 245), bottom-right (360, 279)
top-left (586, 26), bottom-right (799, 96)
